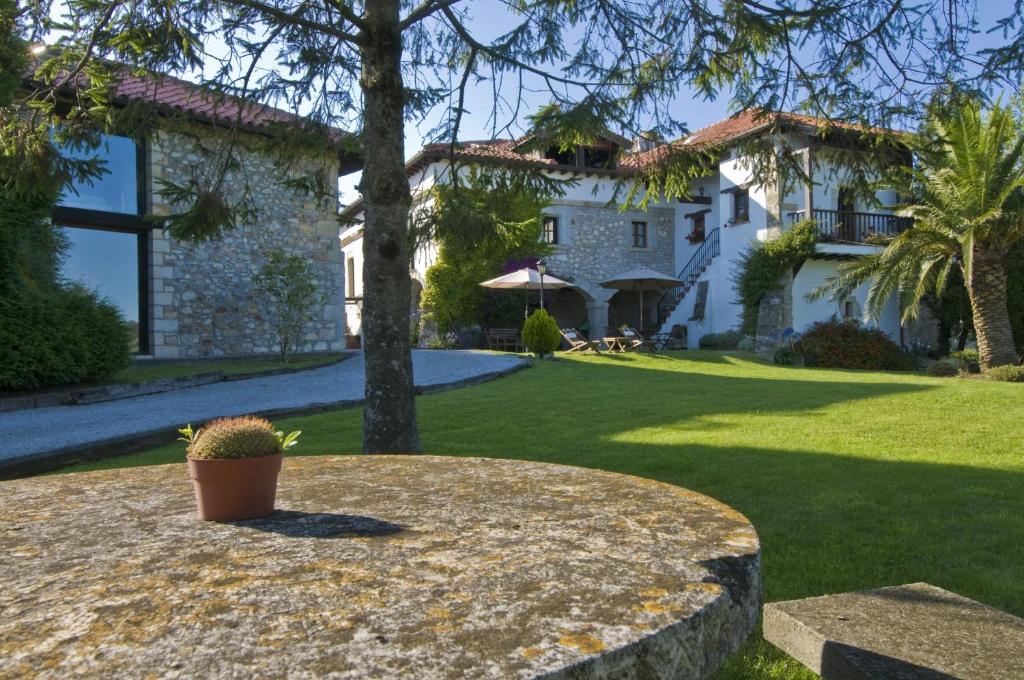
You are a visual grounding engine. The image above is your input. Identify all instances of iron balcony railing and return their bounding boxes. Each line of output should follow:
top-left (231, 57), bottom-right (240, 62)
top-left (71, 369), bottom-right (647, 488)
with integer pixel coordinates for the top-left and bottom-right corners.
top-left (787, 209), bottom-right (912, 243)
top-left (657, 227), bottom-right (720, 325)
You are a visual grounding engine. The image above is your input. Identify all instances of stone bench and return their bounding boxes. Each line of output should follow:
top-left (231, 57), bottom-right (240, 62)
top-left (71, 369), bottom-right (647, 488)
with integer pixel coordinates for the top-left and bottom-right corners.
top-left (764, 582), bottom-right (1024, 679)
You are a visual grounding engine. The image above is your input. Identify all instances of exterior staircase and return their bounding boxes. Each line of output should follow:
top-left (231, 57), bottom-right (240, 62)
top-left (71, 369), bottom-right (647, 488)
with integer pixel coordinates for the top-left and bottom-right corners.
top-left (657, 228), bottom-right (720, 327)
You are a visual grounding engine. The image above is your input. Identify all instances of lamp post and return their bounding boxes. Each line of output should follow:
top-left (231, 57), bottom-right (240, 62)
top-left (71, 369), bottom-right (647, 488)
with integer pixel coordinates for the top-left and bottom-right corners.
top-left (537, 260), bottom-right (547, 310)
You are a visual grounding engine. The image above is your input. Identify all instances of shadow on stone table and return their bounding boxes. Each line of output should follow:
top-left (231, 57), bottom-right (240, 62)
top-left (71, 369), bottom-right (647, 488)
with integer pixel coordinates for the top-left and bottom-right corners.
top-left (232, 510), bottom-right (405, 539)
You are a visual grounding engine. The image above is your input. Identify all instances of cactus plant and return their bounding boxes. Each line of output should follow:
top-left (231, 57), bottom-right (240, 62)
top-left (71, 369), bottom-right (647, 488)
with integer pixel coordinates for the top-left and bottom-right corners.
top-left (179, 416), bottom-right (301, 460)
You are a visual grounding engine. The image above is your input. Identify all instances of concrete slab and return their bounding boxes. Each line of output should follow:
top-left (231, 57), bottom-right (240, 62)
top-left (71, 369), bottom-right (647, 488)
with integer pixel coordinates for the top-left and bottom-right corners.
top-left (764, 582), bottom-right (1024, 680)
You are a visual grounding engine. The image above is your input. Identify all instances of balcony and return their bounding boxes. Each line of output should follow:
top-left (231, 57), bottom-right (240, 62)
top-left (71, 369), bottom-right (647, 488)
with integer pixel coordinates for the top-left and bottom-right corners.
top-left (786, 209), bottom-right (912, 244)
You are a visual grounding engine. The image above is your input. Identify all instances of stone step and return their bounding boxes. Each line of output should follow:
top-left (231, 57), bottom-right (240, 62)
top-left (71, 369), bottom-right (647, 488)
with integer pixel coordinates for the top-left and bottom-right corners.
top-left (764, 582), bottom-right (1024, 680)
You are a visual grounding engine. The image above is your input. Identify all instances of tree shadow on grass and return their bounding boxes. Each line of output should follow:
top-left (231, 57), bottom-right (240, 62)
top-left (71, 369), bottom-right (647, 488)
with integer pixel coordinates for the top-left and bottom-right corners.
top-left (411, 357), bottom-right (1022, 614)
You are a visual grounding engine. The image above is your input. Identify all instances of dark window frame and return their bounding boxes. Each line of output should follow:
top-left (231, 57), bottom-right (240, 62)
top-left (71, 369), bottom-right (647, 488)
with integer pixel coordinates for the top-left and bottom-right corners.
top-left (542, 215), bottom-right (559, 244)
top-left (691, 213), bottom-right (706, 241)
top-left (346, 256), bottom-right (357, 297)
top-left (732, 189), bottom-right (750, 224)
top-left (53, 136), bottom-right (151, 354)
top-left (631, 220), bottom-right (648, 248)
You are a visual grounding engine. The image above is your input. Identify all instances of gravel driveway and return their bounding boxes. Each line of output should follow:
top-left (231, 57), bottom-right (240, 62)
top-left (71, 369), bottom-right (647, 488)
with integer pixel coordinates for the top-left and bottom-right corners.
top-left (1, 350), bottom-right (526, 464)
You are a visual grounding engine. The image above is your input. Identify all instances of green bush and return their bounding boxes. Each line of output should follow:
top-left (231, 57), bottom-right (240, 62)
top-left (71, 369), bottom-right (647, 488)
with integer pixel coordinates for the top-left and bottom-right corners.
top-left (732, 221), bottom-right (818, 335)
top-left (794, 320), bottom-right (917, 371)
top-left (984, 365), bottom-right (1024, 382)
top-left (773, 346), bottom-right (803, 366)
top-left (927, 360), bottom-right (958, 377)
top-left (420, 171), bottom-right (552, 331)
top-left (736, 336), bottom-right (755, 352)
top-left (522, 309), bottom-right (561, 356)
top-left (0, 284), bottom-right (132, 391)
top-left (948, 349), bottom-right (980, 373)
top-left (699, 330), bottom-right (744, 349)
top-left (252, 249), bottom-right (322, 362)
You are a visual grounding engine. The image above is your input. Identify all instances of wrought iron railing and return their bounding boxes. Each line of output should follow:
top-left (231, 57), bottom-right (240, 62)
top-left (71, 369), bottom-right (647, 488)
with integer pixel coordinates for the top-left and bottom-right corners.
top-left (657, 227), bottom-right (720, 325)
top-left (787, 209), bottom-right (912, 243)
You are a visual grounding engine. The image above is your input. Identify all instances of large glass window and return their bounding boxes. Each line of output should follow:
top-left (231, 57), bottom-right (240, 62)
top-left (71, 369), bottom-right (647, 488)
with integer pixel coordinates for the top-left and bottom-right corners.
top-left (57, 135), bottom-right (140, 215)
top-left (60, 226), bottom-right (142, 352)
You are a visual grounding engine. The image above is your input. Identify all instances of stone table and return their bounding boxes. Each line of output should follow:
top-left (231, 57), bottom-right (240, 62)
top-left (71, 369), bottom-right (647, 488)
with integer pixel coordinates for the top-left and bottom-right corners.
top-left (0, 456), bottom-right (761, 678)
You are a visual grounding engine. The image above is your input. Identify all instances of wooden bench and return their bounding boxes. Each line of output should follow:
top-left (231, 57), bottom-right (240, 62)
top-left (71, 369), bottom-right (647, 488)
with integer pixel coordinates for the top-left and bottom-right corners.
top-left (763, 582), bottom-right (1024, 680)
top-left (485, 328), bottom-right (524, 353)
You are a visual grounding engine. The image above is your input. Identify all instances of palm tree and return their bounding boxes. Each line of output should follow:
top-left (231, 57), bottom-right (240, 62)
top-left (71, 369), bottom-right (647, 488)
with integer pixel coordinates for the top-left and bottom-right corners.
top-left (815, 98), bottom-right (1024, 369)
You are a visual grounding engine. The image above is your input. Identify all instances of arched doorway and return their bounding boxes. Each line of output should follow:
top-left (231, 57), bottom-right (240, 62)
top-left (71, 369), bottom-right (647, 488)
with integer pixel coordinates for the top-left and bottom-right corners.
top-left (607, 289), bottom-right (659, 333)
top-left (545, 287), bottom-right (591, 335)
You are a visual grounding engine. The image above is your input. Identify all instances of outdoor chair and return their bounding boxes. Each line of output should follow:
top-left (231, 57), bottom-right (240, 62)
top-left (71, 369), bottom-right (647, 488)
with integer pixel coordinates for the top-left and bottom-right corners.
top-left (619, 326), bottom-right (656, 352)
top-left (560, 328), bottom-right (602, 353)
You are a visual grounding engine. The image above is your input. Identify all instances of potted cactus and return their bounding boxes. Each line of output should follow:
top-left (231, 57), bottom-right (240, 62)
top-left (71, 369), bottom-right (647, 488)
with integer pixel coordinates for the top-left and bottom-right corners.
top-left (179, 416), bottom-right (301, 521)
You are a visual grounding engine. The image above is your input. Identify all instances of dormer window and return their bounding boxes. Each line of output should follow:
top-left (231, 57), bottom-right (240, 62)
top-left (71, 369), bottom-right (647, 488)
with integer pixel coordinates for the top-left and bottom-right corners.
top-left (544, 146), bottom-right (577, 166)
top-left (543, 144), bottom-right (618, 169)
top-left (582, 147), bottom-right (613, 169)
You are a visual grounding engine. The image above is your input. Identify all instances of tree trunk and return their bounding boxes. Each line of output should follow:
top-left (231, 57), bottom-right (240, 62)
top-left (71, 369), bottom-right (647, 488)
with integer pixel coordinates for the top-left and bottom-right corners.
top-left (358, 0), bottom-right (421, 453)
top-left (965, 245), bottom-right (1018, 369)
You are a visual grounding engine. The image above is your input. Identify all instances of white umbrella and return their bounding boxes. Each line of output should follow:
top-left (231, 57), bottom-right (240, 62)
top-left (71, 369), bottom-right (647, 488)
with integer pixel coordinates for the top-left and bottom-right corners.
top-left (599, 267), bottom-right (684, 332)
top-left (480, 267), bottom-right (571, 318)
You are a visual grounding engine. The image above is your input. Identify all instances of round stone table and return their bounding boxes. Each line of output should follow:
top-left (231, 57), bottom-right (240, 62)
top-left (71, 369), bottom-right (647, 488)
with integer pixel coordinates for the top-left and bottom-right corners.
top-left (0, 456), bottom-right (761, 678)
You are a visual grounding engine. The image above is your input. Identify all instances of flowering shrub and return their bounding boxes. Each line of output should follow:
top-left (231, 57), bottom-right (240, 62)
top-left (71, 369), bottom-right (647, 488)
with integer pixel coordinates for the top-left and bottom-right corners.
top-left (794, 320), bottom-right (917, 371)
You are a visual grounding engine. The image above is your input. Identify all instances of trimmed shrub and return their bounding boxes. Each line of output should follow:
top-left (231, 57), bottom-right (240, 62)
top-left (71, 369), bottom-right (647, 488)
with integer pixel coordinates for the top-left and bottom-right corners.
top-left (522, 308), bottom-right (561, 356)
top-left (736, 336), bottom-right (755, 352)
top-left (0, 284), bottom-right (132, 391)
top-left (699, 330), bottom-right (744, 349)
top-left (794, 320), bottom-right (917, 371)
top-left (927, 360), bottom-right (958, 377)
top-left (984, 365), bottom-right (1024, 382)
top-left (773, 346), bottom-right (803, 366)
top-left (948, 349), bottom-right (980, 374)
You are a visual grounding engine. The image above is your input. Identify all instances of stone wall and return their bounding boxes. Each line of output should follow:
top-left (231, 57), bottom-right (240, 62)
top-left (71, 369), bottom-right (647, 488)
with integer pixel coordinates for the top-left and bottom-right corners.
top-left (544, 200), bottom-right (675, 300)
top-left (147, 124), bottom-right (344, 358)
top-left (754, 273), bottom-right (794, 359)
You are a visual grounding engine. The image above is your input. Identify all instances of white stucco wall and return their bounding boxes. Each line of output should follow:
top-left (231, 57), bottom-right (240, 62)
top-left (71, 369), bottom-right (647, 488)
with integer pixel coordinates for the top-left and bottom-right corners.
top-left (791, 258), bottom-right (902, 339)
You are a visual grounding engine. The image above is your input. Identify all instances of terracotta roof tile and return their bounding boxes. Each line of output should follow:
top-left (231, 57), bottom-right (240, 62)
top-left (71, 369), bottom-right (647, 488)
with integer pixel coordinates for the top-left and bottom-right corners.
top-left (107, 70), bottom-right (328, 135)
top-left (340, 109), bottom-right (896, 220)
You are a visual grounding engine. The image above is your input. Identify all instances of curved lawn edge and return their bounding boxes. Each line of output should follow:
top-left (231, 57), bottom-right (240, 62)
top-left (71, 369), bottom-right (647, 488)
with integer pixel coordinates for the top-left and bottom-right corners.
top-left (0, 357), bottom-right (531, 480)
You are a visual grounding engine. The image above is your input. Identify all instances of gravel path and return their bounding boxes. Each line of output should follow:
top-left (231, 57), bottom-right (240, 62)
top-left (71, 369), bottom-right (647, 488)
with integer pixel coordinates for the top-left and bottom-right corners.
top-left (1, 350), bottom-right (526, 463)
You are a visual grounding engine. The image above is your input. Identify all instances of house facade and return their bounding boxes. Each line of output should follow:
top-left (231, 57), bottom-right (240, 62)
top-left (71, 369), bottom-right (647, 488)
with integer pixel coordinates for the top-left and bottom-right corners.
top-left (49, 72), bottom-right (359, 358)
top-left (341, 110), bottom-right (930, 349)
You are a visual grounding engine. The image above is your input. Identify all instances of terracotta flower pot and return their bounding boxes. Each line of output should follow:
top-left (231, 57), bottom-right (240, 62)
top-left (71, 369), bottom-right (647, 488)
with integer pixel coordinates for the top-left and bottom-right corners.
top-left (187, 453), bottom-right (283, 521)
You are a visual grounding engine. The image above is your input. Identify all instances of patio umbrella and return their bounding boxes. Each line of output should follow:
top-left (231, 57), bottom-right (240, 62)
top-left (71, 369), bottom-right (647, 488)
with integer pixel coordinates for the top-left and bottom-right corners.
top-left (480, 267), bottom-right (571, 318)
top-left (599, 267), bottom-right (684, 332)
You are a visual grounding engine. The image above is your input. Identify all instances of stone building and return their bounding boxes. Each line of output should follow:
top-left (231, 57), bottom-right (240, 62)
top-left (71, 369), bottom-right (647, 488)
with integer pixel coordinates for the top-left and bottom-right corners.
top-left (341, 110), bottom-right (930, 348)
top-left (50, 71), bottom-right (360, 358)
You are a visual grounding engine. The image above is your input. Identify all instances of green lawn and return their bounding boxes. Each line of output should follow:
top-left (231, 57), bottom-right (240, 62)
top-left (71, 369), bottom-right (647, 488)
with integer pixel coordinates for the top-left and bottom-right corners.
top-left (106, 352), bottom-right (348, 385)
top-left (58, 351), bottom-right (1024, 679)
